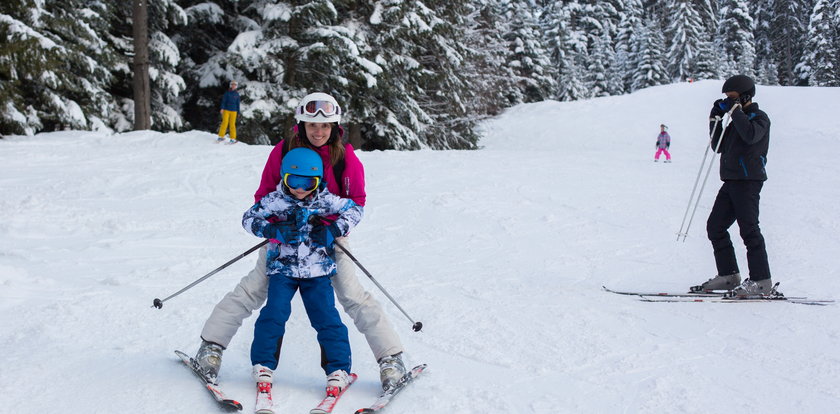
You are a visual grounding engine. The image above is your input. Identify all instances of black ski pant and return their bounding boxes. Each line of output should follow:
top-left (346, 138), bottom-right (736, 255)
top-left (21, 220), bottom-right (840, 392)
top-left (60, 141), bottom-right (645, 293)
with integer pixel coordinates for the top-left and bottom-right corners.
top-left (706, 180), bottom-right (771, 281)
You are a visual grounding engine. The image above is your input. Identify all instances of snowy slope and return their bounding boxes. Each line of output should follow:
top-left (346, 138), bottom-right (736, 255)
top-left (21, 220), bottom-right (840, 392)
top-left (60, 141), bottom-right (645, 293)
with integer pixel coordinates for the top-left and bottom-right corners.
top-left (2, 81), bottom-right (840, 413)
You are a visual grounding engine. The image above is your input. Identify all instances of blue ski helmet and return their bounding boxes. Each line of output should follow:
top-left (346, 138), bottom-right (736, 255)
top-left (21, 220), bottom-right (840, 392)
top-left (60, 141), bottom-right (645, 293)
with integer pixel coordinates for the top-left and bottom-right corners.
top-left (281, 147), bottom-right (323, 179)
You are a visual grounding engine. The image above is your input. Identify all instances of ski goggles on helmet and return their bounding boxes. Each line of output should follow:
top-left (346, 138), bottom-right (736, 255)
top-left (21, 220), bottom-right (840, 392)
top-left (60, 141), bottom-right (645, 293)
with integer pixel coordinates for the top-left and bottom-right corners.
top-left (297, 100), bottom-right (341, 118)
top-left (283, 173), bottom-right (321, 191)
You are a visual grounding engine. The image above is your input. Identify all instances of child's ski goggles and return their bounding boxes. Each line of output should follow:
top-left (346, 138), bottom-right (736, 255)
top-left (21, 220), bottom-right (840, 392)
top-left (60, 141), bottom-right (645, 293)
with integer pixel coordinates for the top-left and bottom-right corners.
top-left (283, 173), bottom-right (320, 191)
top-left (297, 100), bottom-right (342, 118)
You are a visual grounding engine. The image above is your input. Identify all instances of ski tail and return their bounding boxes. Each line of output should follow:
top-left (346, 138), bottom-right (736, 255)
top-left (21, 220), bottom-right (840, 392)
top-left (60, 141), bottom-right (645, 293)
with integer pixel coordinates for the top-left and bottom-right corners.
top-left (355, 364), bottom-right (427, 413)
top-left (174, 350), bottom-right (243, 411)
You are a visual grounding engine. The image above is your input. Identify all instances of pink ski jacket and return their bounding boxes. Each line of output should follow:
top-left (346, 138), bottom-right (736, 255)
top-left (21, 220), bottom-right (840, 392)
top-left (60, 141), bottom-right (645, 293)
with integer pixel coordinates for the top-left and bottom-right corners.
top-left (254, 140), bottom-right (366, 207)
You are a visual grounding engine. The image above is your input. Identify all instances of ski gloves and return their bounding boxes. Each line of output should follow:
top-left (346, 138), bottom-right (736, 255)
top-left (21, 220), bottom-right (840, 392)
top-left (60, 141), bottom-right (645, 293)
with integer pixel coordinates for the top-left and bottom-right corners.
top-left (265, 219), bottom-right (302, 245)
top-left (710, 97), bottom-right (738, 118)
top-left (311, 220), bottom-right (341, 252)
top-left (263, 212), bottom-right (342, 250)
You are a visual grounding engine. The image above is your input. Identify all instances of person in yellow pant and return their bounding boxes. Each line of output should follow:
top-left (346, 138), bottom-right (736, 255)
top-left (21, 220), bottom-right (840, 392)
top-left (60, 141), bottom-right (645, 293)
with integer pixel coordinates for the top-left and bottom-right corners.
top-left (217, 80), bottom-right (241, 144)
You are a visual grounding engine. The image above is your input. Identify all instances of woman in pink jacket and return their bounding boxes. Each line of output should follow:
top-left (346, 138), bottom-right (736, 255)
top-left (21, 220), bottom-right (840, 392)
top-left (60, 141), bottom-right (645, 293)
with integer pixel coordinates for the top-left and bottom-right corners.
top-left (194, 93), bottom-right (408, 392)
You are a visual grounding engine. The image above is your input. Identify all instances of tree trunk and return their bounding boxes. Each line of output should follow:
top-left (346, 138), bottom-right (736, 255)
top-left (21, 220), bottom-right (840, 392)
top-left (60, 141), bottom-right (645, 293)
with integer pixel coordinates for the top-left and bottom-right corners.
top-left (132, 0), bottom-right (152, 130)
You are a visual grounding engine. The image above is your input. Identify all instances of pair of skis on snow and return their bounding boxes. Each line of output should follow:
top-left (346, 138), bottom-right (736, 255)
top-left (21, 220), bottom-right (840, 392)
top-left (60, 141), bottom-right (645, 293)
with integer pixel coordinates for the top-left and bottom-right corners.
top-left (602, 286), bottom-right (834, 306)
top-left (254, 372), bottom-right (359, 414)
top-left (175, 350), bottom-right (426, 413)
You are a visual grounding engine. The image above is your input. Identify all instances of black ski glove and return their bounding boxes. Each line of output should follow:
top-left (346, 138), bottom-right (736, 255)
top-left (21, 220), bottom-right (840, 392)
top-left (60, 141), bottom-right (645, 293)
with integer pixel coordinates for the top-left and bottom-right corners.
top-left (710, 97), bottom-right (738, 118)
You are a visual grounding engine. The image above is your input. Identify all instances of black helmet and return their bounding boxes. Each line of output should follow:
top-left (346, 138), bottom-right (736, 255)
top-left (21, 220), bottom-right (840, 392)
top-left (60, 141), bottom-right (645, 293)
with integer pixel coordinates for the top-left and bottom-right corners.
top-left (722, 75), bottom-right (755, 101)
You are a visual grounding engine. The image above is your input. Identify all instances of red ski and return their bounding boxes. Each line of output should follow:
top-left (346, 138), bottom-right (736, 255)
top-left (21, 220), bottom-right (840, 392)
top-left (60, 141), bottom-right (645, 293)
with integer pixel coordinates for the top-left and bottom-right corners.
top-left (310, 373), bottom-right (357, 414)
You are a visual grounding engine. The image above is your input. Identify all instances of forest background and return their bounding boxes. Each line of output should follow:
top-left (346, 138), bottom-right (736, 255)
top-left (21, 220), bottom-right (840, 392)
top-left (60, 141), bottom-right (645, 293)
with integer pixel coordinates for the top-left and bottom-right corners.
top-left (1, 0), bottom-right (838, 149)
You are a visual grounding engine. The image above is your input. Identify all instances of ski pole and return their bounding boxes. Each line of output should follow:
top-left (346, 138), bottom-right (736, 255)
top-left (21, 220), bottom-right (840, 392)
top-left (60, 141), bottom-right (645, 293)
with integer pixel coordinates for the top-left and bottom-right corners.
top-left (676, 116), bottom-right (720, 241)
top-left (333, 239), bottom-right (424, 332)
top-left (676, 105), bottom-right (739, 242)
top-left (152, 240), bottom-right (269, 309)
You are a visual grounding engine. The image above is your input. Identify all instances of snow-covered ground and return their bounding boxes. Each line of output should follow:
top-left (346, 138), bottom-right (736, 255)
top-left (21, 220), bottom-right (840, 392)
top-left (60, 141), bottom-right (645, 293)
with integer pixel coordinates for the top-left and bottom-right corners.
top-left (2, 81), bottom-right (840, 413)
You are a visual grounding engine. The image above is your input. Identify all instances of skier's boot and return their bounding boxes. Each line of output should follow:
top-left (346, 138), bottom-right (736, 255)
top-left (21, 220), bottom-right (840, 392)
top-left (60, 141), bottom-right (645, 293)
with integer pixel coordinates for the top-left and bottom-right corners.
top-left (253, 364), bottom-right (274, 410)
top-left (195, 340), bottom-right (224, 384)
top-left (378, 353), bottom-right (407, 391)
top-left (253, 364), bottom-right (274, 383)
top-left (731, 278), bottom-right (777, 296)
top-left (326, 369), bottom-right (351, 396)
top-left (690, 272), bottom-right (741, 292)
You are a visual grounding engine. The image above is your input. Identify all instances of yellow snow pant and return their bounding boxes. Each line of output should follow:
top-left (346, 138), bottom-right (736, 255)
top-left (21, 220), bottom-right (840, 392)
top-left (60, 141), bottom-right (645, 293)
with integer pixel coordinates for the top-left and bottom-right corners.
top-left (218, 110), bottom-right (237, 140)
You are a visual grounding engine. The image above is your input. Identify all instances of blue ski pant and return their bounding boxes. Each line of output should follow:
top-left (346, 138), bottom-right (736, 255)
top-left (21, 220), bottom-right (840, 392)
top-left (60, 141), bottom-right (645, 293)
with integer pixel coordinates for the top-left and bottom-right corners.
top-left (251, 275), bottom-right (351, 374)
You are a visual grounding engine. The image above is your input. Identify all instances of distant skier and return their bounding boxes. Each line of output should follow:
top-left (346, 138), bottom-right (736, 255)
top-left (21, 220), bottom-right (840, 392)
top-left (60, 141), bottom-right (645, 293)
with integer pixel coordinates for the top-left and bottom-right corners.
top-left (217, 80), bottom-right (240, 144)
top-left (654, 124), bottom-right (671, 162)
top-left (690, 75), bottom-right (773, 295)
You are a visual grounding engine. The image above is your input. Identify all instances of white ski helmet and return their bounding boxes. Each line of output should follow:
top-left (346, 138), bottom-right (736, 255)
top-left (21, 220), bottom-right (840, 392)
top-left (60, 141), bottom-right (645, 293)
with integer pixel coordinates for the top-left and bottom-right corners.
top-left (294, 92), bottom-right (342, 123)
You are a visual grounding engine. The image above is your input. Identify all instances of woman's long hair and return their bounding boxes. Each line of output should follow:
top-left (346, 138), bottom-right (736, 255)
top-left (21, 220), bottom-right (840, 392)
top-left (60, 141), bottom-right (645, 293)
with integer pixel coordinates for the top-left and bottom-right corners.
top-left (287, 121), bottom-right (345, 166)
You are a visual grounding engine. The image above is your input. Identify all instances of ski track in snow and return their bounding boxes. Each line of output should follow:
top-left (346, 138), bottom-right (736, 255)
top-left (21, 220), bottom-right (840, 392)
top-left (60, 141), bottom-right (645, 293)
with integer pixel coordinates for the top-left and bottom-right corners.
top-left (2, 81), bottom-right (840, 413)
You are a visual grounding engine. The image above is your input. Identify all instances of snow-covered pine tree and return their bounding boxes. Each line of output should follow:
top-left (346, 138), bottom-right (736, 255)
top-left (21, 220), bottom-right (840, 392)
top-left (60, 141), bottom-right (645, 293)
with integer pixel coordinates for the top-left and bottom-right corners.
top-left (348, 0), bottom-right (430, 150)
top-left (751, 0), bottom-right (778, 85)
top-left (360, 0), bottom-right (479, 149)
top-left (0, 0), bottom-right (119, 135)
top-left (541, 0), bottom-right (587, 100)
top-left (103, 0), bottom-right (186, 132)
top-left (630, 18), bottom-right (669, 92)
top-left (566, 0), bottom-right (621, 95)
top-left (614, 0), bottom-right (644, 92)
top-left (665, 0), bottom-right (705, 81)
top-left (588, 32), bottom-right (617, 97)
top-left (147, 1), bottom-right (187, 131)
top-left (692, 39), bottom-right (721, 80)
top-left (695, 0), bottom-right (717, 29)
top-left (769, 0), bottom-right (810, 85)
top-left (218, 0), bottom-right (382, 145)
top-left (173, 1), bottom-right (245, 136)
top-left (460, 0), bottom-right (521, 114)
top-left (407, 0), bottom-right (481, 149)
top-left (796, 0), bottom-right (839, 86)
top-left (556, 48), bottom-right (590, 101)
top-left (499, 0), bottom-right (555, 103)
top-left (715, 0), bottom-right (756, 77)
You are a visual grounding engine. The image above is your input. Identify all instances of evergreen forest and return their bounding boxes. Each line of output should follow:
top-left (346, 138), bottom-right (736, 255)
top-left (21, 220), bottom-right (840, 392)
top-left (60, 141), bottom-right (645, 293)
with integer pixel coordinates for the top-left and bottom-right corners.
top-left (1, 0), bottom-right (838, 149)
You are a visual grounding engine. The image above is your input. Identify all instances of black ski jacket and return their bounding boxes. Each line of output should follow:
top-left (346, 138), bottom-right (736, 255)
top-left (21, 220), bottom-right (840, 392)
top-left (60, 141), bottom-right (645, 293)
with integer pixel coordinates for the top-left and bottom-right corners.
top-left (710, 102), bottom-right (770, 181)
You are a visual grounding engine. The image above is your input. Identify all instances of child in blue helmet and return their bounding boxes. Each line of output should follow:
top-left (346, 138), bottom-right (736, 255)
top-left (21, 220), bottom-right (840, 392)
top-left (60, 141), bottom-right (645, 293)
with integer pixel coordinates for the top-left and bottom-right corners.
top-left (243, 147), bottom-right (363, 405)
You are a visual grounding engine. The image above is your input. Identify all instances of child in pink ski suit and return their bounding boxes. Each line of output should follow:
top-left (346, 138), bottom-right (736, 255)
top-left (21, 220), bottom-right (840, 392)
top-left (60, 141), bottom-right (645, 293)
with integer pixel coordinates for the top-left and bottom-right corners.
top-left (655, 124), bottom-right (671, 162)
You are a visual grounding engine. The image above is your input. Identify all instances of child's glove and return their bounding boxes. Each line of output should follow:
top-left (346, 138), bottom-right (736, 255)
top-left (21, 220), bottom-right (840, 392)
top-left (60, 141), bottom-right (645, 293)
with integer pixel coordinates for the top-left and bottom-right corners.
top-left (267, 220), bottom-right (301, 245)
top-left (311, 220), bottom-right (341, 251)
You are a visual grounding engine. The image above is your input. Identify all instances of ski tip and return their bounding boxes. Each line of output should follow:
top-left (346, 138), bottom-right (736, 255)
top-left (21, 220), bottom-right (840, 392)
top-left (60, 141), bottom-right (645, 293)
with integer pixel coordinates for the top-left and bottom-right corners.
top-left (355, 410), bottom-right (373, 414)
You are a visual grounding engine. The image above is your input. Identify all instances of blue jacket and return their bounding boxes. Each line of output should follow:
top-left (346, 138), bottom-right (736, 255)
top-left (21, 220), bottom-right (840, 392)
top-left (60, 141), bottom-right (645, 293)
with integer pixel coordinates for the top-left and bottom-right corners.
top-left (220, 90), bottom-right (240, 112)
top-left (242, 188), bottom-right (363, 279)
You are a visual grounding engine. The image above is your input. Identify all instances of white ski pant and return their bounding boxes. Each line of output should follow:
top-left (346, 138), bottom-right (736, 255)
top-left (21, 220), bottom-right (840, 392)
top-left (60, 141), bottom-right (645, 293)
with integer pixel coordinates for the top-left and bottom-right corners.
top-left (200, 238), bottom-right (404, 361)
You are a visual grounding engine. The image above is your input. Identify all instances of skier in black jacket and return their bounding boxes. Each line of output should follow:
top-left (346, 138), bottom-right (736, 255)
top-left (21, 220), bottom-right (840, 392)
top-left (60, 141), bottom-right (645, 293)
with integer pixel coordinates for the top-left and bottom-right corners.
top-left (691, 75), bottom-right (774, 295)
